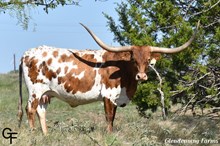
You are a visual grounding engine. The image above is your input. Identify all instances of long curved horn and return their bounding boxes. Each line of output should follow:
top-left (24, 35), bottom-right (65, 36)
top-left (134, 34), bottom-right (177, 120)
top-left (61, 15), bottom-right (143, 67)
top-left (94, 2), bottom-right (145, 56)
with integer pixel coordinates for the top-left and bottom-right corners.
top-left (80, 23), bottom-right (132, 52)
top-left (150, 21), bottom-right (200, 53)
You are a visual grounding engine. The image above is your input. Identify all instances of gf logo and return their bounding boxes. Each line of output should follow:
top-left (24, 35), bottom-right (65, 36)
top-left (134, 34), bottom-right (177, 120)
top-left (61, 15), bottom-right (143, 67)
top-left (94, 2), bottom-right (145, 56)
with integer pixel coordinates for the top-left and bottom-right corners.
top-left (2, 128), bottom-right (18, 144)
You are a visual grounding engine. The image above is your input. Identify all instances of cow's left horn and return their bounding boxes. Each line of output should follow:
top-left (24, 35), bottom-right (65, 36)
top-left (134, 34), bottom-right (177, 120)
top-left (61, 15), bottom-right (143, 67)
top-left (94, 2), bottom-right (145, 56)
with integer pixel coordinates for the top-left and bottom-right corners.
top-left (80, 23), bottom-right (132, 52)
top-left (150, 21), bottom-right (200, 53)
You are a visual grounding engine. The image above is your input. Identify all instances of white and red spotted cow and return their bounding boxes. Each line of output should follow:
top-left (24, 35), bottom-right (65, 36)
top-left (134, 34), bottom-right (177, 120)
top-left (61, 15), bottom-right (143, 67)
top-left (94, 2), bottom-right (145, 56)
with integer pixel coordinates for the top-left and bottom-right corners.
top-left (18, 23), bottom-right (199, 134)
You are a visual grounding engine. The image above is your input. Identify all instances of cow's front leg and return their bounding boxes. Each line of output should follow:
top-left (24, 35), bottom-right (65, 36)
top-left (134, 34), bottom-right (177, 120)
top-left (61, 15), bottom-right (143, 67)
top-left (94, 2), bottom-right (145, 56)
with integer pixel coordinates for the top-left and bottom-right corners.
top-left (103, 97), bottom-right (117, 132)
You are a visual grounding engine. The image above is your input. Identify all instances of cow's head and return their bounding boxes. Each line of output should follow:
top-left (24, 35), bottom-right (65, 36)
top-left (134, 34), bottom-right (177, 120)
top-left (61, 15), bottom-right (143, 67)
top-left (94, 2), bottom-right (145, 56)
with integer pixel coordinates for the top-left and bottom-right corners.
top-left (80, 22), bottom-right (199, 81)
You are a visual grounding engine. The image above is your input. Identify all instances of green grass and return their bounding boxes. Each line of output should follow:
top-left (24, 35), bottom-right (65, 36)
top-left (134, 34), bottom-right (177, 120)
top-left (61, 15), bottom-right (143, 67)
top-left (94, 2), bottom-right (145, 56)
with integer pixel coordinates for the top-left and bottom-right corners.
top-left (0, 72), bottom-right (220, 146)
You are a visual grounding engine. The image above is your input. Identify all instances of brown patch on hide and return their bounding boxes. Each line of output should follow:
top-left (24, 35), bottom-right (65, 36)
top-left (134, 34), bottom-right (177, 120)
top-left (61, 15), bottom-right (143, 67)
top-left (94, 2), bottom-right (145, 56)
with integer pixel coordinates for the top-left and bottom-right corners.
top-left (56, 67), bottom-right (61, 75)
top-left (64, 66), bottom-right (68, 74)
top-left (58, 54), bottom-right (75, 63)
top-left (31, 98), bottom-right (39, 109)
top-left (24, 56), bottom-right (43, 83)
top-left (53, 51), bottom-right (59, 58)
top-left (41, 61), bottom-right (57, 81)
top-left (47, 58), bottom-right (52, 66)
top-left (57, 53), bottom-right (97, 94)
top-left (42, 52), bottom-right (47, 57)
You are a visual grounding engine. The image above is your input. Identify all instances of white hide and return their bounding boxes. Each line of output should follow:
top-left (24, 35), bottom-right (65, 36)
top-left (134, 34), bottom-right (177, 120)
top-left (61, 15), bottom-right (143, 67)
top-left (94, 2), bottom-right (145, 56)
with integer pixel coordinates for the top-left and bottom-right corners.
top-left (101, 84), bottom-right (130, 106)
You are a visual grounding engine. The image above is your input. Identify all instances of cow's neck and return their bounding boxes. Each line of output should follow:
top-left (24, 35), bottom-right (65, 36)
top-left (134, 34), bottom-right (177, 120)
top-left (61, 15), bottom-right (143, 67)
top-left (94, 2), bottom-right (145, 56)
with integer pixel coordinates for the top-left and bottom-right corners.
top-left (101, 51), bottom-right (138, 100)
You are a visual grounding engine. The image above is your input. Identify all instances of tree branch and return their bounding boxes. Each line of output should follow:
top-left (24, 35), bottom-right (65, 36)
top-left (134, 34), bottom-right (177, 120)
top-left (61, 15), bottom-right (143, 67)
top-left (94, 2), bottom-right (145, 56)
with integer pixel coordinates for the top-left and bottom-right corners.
top-left (190, 0), bottom-right (220, 18)
top-left (181, 94), bottom-right (197, 114)
top-left (0, 0), bottom-right (79, 8)
top-left (149, 64), bottom-right (166, 120)
top-left (186, 72), bottom-right (211, 87)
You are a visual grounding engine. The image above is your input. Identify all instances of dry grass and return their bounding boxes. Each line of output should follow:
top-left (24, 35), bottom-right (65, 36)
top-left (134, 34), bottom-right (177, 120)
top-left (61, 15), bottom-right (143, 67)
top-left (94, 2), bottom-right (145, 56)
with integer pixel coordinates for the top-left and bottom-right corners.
top-left (0, 73), bottom-right (220, 146)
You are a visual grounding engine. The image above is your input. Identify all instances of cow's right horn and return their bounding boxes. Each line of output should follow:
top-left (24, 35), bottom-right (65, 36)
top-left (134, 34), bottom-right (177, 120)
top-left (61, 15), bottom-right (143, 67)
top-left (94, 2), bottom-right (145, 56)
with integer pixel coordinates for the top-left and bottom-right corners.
top-left (80, 23), bottom-right (132, 52)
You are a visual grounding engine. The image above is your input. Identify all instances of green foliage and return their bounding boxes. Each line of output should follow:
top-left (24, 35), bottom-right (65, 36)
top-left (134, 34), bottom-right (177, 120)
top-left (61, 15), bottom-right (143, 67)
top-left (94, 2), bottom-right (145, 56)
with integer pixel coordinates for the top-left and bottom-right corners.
top-left (133, 81), bottom-right (159, 115)
top-left (105, 0), bottom-right (220, 116)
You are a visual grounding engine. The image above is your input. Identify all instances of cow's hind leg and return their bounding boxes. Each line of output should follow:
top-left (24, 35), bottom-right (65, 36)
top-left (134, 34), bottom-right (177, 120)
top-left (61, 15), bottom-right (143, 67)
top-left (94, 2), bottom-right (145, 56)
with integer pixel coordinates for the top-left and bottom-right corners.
top-left (26, 98), bottom-right (39, 131)
top-left (103, 97), bottom-right (117, 132)
top-left (37, 95), bottom-right (50, 135)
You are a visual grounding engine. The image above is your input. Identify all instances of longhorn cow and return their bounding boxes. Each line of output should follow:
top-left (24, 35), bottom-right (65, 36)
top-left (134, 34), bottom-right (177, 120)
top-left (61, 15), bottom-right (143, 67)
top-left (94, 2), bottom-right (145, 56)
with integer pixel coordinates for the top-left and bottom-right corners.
top-left (18, 23), bottom-right (199, 134)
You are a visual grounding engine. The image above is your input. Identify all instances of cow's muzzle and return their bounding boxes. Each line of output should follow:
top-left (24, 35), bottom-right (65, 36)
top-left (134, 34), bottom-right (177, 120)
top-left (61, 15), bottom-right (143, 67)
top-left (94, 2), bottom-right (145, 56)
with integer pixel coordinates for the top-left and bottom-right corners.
top-left (136, 72), bottom-right (148, 81)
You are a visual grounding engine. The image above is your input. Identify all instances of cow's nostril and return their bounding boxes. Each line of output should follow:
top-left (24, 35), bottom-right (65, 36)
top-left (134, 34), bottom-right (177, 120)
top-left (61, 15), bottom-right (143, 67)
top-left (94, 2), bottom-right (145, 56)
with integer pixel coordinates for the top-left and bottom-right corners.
top-left (136, 73), bottom-right (143, 80)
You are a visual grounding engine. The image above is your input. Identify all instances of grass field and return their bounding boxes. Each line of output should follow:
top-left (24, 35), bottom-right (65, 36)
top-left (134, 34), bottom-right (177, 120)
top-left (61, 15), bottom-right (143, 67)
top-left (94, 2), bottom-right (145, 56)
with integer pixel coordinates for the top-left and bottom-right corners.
top-left (0, 72), bottom-right (220, 146)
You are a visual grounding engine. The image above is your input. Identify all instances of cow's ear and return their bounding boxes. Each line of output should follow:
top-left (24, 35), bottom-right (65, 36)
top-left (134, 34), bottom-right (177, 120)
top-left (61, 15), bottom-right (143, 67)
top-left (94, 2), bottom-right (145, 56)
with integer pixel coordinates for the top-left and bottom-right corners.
top-left (150, 53), bottom-right (161, 66)
top-left (151, 53), bottom-right (161, 61)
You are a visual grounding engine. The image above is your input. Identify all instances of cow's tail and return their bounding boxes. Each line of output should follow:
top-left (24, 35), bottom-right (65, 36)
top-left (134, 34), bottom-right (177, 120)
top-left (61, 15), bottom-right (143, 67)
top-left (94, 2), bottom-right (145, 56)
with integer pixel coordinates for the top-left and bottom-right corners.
top-left (18, 61), bottom-right (23, 128)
